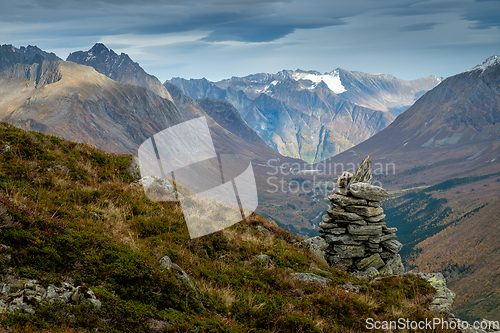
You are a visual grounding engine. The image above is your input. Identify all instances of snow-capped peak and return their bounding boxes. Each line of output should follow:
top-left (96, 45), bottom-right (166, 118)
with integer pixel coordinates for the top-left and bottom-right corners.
top-left (466, 55), bottom-right (500, 73)
top-left (291, 70), bottom-right (346, 94)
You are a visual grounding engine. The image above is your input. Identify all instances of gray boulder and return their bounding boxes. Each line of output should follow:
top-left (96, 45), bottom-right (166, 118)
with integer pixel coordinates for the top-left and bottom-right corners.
top-left (298, 236), bottom-right (328, 263)
top-left (345, 205), bottom-right (384, 217)
top-left (327, 194), bottom-right (367, 207)
top-left (381, 239), bottom-right (403, 253)
top-left (138, 176), bottom-right (176, 201)
top-left (291, 273), bottom-right (331, 286)
top-left (356, 254), bottom-right (385, 270)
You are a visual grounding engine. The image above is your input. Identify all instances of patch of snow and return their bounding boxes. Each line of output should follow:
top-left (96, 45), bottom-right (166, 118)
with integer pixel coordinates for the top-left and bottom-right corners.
top-left (465, 55), bottom-right (500, 73)
top-left (291, 71), bottom-right (346, 94)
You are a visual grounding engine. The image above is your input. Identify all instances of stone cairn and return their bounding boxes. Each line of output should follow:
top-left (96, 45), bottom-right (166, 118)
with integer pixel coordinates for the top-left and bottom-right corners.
top-left (319, 156), bottom-right (404, 275)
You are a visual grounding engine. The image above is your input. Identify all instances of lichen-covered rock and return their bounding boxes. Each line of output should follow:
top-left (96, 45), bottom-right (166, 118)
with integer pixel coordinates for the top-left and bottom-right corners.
top-left (318, 221), bottom-right (339, 229)
top-left (349, 156), bottom-right (372, 185)
top-left (255, 254), bottom-right (276, 268)
top-left (298, 236), bottom-right (328, 263)
top-left (345, 205), bottom-right (384, 217)
top-left (291, 273), bottom-right (331, 286)
top-left (336, 171), bottom-right (353, 188)
top-left (327, 193), bottom-right (367, 207)
top-left (256, 226), bottom-right (272, 236)
top-left (349, 182), bottom-right (388, 202)
top-left (327, 210), bottom-right (363, 221)
top-left (160, 256), bottom-right (196, 290)
top-left (333, 244), bottom-right (365, 258)
top-left (320, 227), bottom-right (346, 236)
top-left (380, 254), bottom-right (405, 275)
top-left (418, 272), bottom-right (456, 313)
top-left (356, 254), bottom-right (385, 270)
top-left (323, 234), bottom-right (362, 246)
top-left (347, 225), bottom-right (383, 236)
top-left (381, 239), bottom-right (403, 253)
top-left (0, 278), bottom-right (100, 314)
top-left (0, 144), bottom-right (11, 154)
top-left (365, 214), bottom-right (386, 222)
top-left (138, 176), bottom-right (176, 201)
top-left (126, 156), bottom-right (142, 180)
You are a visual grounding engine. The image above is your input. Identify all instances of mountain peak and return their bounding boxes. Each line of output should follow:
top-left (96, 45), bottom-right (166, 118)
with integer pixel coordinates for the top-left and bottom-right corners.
top-left (466, 55), bottom-right (500, 73)
top-left (89, 43), bottom-right (111, 54)
top-left (67, 44), bottom-right (172, 101)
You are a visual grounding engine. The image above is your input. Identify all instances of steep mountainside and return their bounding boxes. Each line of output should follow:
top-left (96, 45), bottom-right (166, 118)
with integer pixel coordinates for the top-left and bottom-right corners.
top-left (0, 59), bottom-right (184, 154)
top-left (319, 55), bottom-right (500, 321)
top-left (67, 43), bottom-right (173, 101)
top-left (169, 74), bottom-right (395, 163)
top-left (336, 69), bottom-right (442, 115)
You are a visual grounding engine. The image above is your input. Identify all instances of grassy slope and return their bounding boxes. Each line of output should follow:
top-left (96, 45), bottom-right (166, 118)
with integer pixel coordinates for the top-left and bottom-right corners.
top-left (0, 122), bottom-right (453, 332)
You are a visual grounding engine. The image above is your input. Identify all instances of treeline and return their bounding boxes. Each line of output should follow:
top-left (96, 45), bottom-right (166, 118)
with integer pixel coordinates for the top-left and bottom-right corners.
top-left (424, 172), bottom-right (500, 192)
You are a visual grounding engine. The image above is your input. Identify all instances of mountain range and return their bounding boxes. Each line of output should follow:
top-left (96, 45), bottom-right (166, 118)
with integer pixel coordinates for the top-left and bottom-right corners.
top-left (0, 44), bottom-right (292, 167)
top-left (168, 70), bottom-right (440, 163)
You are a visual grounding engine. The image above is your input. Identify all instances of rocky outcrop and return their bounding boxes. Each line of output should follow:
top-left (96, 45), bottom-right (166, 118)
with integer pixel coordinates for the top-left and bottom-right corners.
top-left (319, 156), bottom-right (404, 276)
top-left (131, 176), bottom-right (176, 201)
top-left (0, 277), bottom-right (101, 314)
top-left (298, 236), bottom-right (328, 264)
top-left (0, 44), bottom-right (61, 72)
top-left (417, 272), bottom-right (456, 313)
top-left (160, 255), bottom-right (195, 290)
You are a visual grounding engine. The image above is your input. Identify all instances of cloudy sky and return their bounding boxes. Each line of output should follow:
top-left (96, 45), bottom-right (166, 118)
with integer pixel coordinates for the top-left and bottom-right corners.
top-left (1, 0), bottom-right (499, 82)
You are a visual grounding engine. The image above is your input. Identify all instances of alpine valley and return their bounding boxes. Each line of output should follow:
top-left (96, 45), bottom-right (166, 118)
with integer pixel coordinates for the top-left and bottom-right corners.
top-left (1, 42), bottom-right (499, 324)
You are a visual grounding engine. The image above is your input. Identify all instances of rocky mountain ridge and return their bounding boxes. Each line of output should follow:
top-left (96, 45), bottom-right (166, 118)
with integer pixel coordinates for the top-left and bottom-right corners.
top-left (67, 43), bottom-right (173, 101)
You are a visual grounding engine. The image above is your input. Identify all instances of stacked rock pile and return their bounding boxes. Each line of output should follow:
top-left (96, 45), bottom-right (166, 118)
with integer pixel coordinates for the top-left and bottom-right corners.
top-left (319, 156), bottom-right (404, 275)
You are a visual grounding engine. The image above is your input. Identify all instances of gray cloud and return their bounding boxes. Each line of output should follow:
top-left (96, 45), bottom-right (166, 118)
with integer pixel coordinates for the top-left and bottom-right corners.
top-left (1, 0), bottom-right (499, 83)
top-left (400, 22), bottom-right (439, 31)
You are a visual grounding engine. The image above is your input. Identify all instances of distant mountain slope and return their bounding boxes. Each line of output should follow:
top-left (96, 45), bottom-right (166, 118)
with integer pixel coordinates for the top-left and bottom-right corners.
top-left (335, 69), bottom-right (441, 115)
top-left (67, 43), bottom-right (173, 101)
top-left (1, 59), bottom-right (184, 153)
top-left (169, 73), bottom-right (396, 163)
